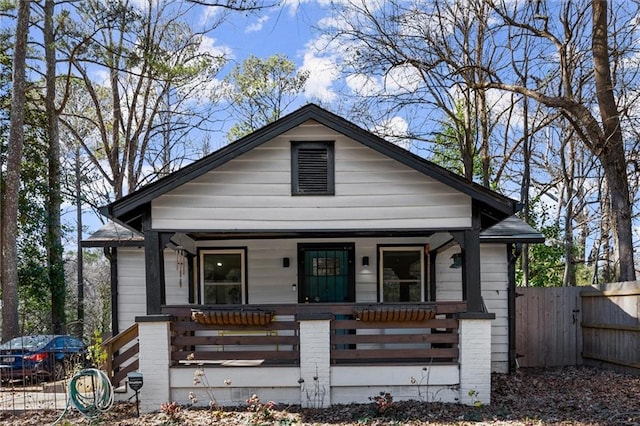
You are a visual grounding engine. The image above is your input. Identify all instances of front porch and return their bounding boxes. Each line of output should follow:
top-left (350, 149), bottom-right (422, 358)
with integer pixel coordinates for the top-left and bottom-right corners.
top-left (111, 301), bottom-right (493, 413)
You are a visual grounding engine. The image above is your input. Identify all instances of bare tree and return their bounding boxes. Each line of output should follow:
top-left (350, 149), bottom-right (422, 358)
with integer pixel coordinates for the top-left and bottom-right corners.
top-left (57, 0), bottom-right (279, 201)
top-left (322, 0), bottom-right (515, 186)
top-left (322, 0), bottom-right (638, 282)
top-left (478, 0), bottom-right (636, 281)
top-left (59, 0), bottom-right (221, 200)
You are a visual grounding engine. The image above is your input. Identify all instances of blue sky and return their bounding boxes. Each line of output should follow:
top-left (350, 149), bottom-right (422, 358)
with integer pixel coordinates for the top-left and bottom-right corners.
top-left (193, 1), bottom-right (417, 149)
top-left (201, 1), bottom-right (352, 107)
top-left (217, 3), bottom-right (319, 57)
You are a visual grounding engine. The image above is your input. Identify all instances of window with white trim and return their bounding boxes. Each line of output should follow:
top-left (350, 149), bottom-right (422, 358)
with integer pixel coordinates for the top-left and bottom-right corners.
top-left (379, 247), bottom-right (426, 302)
top-left (200, 249), bottom-right (245, 304)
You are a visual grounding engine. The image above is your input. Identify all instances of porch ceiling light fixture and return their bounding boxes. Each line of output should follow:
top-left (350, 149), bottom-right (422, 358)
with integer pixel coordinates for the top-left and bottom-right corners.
top-left (450, 253), bottom-right (462, 269)
top-left (360, 256), bottom-right (372, 274)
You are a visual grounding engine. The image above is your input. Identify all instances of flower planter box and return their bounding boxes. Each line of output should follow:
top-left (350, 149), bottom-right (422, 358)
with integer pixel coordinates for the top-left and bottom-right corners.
top-left (191, 308), bottom-right (274, 326)
top-left (352, 306), bottom-right (436, 322)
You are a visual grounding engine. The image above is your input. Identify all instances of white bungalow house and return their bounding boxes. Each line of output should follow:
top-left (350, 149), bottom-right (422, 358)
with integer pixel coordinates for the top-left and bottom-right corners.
top-left (84, 103), bottom-right (543, 413)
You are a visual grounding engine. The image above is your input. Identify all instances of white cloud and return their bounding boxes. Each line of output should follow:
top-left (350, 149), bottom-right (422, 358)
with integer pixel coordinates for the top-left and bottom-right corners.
top-left (199, 35), bottom-right (232, 59)
top-left (245, 16), bottom-right (270, 33)
top-left (119, 0), bottom-right (150, 12)
top-left (89, 69), bottom-right (110, 86)
top-left (383, 64), bottom-right (422, 94)
top-left (170, 36), bottom-right (229, 105)
top-left (317, 0), bottom-right (385, 10)
top-left (301, 52), bottom-right (339, 103)
top-left (345, 73), bottom-right (380, 96)
top-left (345, 66), bottom-right (423, 98)
top-left (316, 14), bottom-right (352, 34)
top-left (198, 4), bottom-right (225, 27)
top-left (372, 116), bottom-right (410, 149)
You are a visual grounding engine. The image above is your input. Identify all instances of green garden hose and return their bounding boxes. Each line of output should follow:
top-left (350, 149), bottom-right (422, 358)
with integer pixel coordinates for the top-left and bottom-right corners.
top-left (51, 368), bottom-right (114, 425)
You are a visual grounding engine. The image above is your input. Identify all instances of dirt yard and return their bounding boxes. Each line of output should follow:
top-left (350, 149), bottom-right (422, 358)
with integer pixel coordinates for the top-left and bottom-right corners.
top-left (0, 366), bottom-right (638, 425)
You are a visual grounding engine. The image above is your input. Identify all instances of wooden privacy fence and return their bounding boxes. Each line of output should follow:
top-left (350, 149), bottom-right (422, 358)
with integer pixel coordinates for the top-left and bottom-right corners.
top-left (581, 283), bottom-right (640, 371)
top-left (515, 286), bottom-right (582, 367)
top-left (516, 282), bottom-right (640, 373)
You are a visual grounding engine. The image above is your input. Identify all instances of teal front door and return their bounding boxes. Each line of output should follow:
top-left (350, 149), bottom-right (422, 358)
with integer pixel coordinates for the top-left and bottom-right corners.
top-left (298, 243), bottom-right (355, 303)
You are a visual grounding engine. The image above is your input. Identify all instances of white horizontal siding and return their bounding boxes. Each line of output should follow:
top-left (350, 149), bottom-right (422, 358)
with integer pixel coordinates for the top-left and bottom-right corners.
top-left (164, 248), bottom-right (189, 305)
top-left (152, 121), bottom-right (471, 230)
top-left (480, 244), bottom-right (510, 373)
top-left (435, 246), bottom-right (463, 301)
top-left (117, 248), bottom-right (146, 332)
top-left (117, 247), bottom-right (188, 331)
top-left (436, 244), bottom-right (510, 373)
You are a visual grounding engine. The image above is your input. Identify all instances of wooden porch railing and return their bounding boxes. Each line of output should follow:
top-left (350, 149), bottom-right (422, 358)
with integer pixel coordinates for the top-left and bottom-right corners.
top-left (163, 302), bottom-right (465, 366)
top-left (101, 323), bottom-right (139, 387)
top-left (164, 305), bottom-right (301, 365)
top-left (330, 303), bottom-right (462, 364)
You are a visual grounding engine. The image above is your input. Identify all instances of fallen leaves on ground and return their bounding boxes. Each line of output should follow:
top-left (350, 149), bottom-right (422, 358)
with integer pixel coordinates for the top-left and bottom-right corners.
top-left (0, 366), bottom-right (638, 425)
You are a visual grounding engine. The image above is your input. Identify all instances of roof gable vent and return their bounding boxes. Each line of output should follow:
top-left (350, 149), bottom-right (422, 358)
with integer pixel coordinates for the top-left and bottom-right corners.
top-left (292, 141), bottom-right (334, 195)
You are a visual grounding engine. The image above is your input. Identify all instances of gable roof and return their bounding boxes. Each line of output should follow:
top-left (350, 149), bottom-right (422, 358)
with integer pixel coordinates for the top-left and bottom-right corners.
top-left (103, 103), bottom-right (519, 231)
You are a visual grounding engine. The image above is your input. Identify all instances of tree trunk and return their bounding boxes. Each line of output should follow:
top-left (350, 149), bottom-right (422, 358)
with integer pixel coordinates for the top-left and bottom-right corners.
top-left (2, 0), bottom-right (30, 340)
top-left (600, 178), bottom-right (612, 283)
top-left (561, 133), bottom-right (576, 287)
top-left (110, 65), bottom-right (124, 200)
top-left (520, 93), bottom-right (531, 287)
top-left (45, 0), bottom-right (66, 334)
top-left (475, 3), bottom-right (490, 188)
top-left (592, 0), bottom-right (636, 282)
top-left (76, 144), bottom-right (84, 338)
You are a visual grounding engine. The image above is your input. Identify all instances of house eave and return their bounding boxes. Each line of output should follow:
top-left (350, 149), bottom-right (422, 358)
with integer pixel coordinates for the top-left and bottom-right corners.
top-left (81, 240), bottom-right (145, 248)
top-left (172, 228), bottom-right (443, 240)
top-left (479, 235), bottom-right (546, 244)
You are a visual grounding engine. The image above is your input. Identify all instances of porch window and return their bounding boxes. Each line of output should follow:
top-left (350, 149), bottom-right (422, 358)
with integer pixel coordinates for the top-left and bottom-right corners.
top-left (200, 249), bottom-right (245, 304)
top-left (379, 247), bottom-right (426, 302)
top-left (291, 141), bottom-right (335, 195)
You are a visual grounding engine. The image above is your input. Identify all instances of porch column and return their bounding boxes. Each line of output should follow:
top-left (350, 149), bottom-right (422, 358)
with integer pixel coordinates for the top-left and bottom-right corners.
top-left (460, 203), bottom-right (483, 313)
top-left (104, 247), bottom-right (119, 334)
top-left (458, 314), bottom-right (494, 406)
top-left (136, 314), bottom-right (172, 413)
top-left (463, 228), bottom-right (482, 312)
top-left (143, 210), bottom-right (171, 314)
top-left (298, 313), bottom-right (332, 408)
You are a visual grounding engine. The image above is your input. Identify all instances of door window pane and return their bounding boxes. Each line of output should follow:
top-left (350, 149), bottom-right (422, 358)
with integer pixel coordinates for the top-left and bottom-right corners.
top-left (380, 248), bottom-right (424, 302)
top-left (312, 257), bottom-right (341, 276)
top-left (201, 251), bottom-right (243, 304)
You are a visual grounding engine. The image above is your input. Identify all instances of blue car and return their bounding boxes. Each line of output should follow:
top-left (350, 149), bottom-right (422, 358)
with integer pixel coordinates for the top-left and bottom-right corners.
top-left (0, 335), bottom-right (87, 382)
